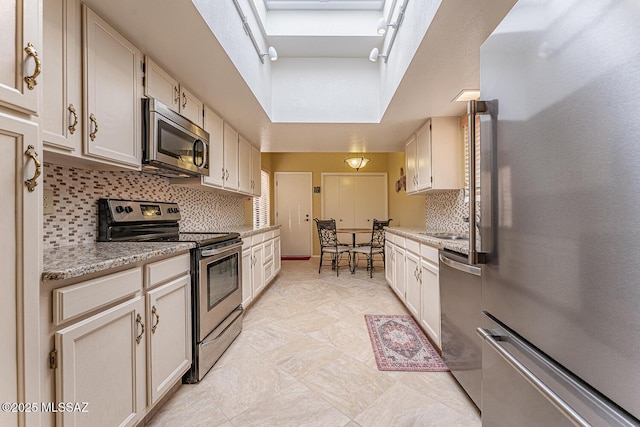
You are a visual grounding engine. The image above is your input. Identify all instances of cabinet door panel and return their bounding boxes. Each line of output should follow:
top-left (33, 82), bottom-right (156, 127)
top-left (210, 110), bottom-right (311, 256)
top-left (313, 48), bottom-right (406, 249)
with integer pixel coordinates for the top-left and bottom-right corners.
top-left (43, 0), bottom-right (82, 153)
top-left (0, 0), bottom-right (40, 114)
top-left (222, 123), bottom-right (238, 190)
top-left (144, 57), bottom-right (179, 112)
top-left (416, 121), bottom-right (433, 190)
top-left (179, 86), bottom-right (203, 127)
top-left (420, 259), bottom-right (440, 349)
top-left (203, 106), bottom-right (224, 188)
top-left (147, 275), bottom-right (191, 405)
top-left (405, 135), bottom-right (417, 193)
top-left (55, 297), bottom-right (146, 427)
top-left (251, 245), bottom-right (265, 297)
top-left (83, 6), bottom-right (142, 167)
top-left (0, 114), bottom-right (40, 427)
top-left (242, 249), bottom-right (253, 307)
top-left (405, 251), bottom-right (421, 318)
top-left (251, 144), bottom-right (261, 196)
top-left (238, 135), bottom-right (252, 194)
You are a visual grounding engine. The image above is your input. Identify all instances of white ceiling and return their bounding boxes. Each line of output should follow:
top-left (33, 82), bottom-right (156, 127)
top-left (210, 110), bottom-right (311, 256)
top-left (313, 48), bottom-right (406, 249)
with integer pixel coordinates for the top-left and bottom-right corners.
top-left (82, 0), bottom-right (517, 153)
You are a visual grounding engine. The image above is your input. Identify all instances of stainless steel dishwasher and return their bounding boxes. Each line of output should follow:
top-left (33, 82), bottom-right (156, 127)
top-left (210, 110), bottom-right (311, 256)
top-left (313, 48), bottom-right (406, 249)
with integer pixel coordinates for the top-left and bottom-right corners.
top-left (439, 249), bottom-right (482, 409)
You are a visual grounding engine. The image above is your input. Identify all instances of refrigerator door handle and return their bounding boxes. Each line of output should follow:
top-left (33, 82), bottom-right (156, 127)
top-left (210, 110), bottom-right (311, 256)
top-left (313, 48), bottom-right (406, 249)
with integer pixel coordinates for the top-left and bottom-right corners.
top-left (477, 327), bottom-right (590, 427)
top-left (468, 99), bottom-right (498, 265)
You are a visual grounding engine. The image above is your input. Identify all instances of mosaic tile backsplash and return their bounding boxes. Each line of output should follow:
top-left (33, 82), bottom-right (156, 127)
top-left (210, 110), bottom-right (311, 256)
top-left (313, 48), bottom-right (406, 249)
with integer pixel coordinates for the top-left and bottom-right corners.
top-left (43, 163), bottom-right (246, 249)
top-left (424, 190), bottom-right (476, 234)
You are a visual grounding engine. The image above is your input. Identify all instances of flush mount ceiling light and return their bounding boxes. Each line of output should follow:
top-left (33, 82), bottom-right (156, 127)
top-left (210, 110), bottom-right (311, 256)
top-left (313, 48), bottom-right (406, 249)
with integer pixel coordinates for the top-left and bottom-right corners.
top-left (369, 0), bottom-right (409, 63)
top-left (344, 153), bottom-right (370, 171)
top-left (452, 89), bottom-right (481, 102)
top-left (232, 0), bottom-right (277, 64)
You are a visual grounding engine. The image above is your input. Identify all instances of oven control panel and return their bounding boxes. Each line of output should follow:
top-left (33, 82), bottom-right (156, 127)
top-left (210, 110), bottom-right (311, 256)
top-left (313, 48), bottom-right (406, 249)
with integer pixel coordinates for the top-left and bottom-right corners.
top-left (102, 199), bottom-right (181, 223)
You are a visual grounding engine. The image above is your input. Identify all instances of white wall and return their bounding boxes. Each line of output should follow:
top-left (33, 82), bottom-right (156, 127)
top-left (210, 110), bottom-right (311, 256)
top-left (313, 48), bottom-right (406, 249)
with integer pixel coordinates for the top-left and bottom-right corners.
top-left (378, 0), bottom-right (442, 114)
top-left (192, 0), bottom-right (274, 118)
top-left (271, 58), bottom-right (380, 123)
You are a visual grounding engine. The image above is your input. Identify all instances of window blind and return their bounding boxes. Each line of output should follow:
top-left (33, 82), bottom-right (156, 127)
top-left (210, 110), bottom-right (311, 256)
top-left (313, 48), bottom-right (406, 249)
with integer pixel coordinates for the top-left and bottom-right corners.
top-left (253, 170), bottom-right (270, 227)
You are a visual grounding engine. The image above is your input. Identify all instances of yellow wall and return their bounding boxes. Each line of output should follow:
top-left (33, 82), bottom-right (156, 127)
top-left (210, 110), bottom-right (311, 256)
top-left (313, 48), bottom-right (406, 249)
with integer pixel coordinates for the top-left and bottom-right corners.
top-left (262, 152), bottom-right (425, 255)
top-left (386, 152), bottom-right (426, 228)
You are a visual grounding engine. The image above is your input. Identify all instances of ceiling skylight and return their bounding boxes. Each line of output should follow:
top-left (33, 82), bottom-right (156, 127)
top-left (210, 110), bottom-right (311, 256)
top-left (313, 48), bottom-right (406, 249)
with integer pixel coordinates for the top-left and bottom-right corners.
top-left (264, 0), bottom-right (385, 11)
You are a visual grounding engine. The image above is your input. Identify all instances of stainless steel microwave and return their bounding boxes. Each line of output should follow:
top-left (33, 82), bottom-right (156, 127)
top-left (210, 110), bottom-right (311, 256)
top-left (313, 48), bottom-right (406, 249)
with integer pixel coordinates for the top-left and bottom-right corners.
top-left (142, 98), bottom-right (209, 178)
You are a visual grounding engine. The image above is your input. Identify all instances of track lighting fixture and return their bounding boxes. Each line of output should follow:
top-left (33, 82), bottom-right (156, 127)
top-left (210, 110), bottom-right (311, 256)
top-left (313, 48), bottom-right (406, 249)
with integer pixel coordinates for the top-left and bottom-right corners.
top-left (261, 46), bottom-right (278, 62)
top-left (369, 0), bottom-right (409, 63)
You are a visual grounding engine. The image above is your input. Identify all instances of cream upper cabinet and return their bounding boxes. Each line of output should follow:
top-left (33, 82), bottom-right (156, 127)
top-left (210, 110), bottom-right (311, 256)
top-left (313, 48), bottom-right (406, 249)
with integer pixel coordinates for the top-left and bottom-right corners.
top-left (238, 135), bottom-right (252, 194)
top-left (238, 135), bottom-right (261, 196)
top-left (0, 0), bottom-right (40, 114)
top-left (146, 275), bottom-right (191, 406)
top-left (83, 5), bottom-right (142, 168)
top-left (406, 117), bottom-right (463, 194)
top-left (55, 297), bottom-right (147, 427)
top-left (405, 134), bottom-right (418, 193)
top-left (202, 106), bottom-right (224, 188)
top-left (222, 122), bottom-right (239, 191)
top-left (251, 143), bottom-right (261, 197)
top-left (144, 57), bottom-right (203, 127)
top-left (0, 113), bottom-right (41, 427)
top-left (43, 0), bottom-right (82, 154)
top-left (416, 121), bottom-right (433, 190)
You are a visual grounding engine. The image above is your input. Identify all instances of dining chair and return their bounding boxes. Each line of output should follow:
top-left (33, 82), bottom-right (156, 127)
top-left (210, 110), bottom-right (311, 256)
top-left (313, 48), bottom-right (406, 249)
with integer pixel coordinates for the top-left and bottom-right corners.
top-left (314, 218), bottom-right (351, 276)
top-left (350, 218), bottom-right (392, 277)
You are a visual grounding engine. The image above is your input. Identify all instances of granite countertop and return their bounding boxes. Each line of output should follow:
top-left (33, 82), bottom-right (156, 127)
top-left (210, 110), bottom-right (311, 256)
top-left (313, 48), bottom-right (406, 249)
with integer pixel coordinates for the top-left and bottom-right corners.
top-left (189, 224), bottom-right (281, 239)
top-left (386, 227), bottom-right (470, 255)
top-left (42, 242), bottom-right (196, 281)
top-left (42, 226), bottom-right (280, 282)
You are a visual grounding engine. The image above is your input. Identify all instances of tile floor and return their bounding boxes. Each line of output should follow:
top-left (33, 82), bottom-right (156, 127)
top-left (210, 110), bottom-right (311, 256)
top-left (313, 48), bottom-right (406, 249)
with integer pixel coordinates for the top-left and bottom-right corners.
top-left (146, 259), bottom-right (481, 426)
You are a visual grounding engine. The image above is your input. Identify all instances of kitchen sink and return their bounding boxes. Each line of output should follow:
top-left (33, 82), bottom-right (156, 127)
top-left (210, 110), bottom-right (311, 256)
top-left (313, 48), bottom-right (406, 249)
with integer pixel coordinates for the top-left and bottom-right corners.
top-left (419, 232), bottom-right (469, 240)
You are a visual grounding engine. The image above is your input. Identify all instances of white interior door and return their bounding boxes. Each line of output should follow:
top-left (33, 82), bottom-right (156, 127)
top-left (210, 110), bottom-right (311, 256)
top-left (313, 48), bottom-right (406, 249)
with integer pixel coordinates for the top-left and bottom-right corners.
top-left (275, 172), bottom-right (312, 257)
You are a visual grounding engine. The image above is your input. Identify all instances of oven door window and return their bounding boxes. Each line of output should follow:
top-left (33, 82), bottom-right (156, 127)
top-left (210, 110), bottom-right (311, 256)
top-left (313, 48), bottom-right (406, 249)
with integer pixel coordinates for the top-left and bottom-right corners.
top-left (207, 253), bottom-right (239, 310)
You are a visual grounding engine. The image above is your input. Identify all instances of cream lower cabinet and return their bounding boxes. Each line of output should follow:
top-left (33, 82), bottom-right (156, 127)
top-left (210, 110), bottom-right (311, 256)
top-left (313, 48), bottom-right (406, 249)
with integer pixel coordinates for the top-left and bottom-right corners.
top-left (47, 252), bottom-right (191, 427)
top-left (385, 232), bottom-right (442, 349)
top-left (0, 113), bottom-right (41, 427)
top-left (241, 229), bottom-right (281, 309)
top-left (420, 245), bottom-right (441, 349)
top-left (55, 296), bottom-right (146, 427)
top-left (146, 275), bottom-right (191, 406)
top-left (404, 247), bottom-right (421, 319)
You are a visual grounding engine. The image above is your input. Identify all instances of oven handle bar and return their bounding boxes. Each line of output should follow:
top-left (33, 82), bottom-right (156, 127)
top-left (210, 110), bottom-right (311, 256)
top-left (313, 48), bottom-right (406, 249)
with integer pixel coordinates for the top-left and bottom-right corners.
top-left (200, 241), bottom-right (243, 257)
top-left (201, 305), bottom-right (244, 346)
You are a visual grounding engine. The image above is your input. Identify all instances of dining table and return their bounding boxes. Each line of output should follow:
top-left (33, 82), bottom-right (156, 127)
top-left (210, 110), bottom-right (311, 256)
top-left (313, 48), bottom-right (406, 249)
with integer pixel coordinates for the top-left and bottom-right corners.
top-left (336, 227), bottom-right (371, 247)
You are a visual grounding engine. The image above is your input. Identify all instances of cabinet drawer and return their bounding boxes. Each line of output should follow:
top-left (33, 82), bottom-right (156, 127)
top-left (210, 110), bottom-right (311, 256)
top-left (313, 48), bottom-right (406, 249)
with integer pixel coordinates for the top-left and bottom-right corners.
top-left (252, 233), bottom-right (265, 245)
top-left (386, 233), bottom-right (395, 244)
top-left (273, 228), bottom-right (280, 237)
top-left (53, 267), bottom-right (142, 325)
top-left (263, 230), bottom-right (275, 241)
top-left (405, 238), bottom-right (420, 254)
top-left (420, 244), bottom-right (439, 264)
top-left (145, 253), bottom-right (191, 288)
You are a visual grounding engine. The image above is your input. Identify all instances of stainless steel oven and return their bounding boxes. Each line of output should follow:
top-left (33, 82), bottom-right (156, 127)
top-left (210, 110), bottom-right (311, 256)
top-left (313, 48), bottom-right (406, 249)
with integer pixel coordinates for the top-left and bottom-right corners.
top-left (142, 98), bottom-right (209, 178)
top-left (185, 238), bottom-right (243, 383)
top-left (98, 199), bottom-right (243, 383)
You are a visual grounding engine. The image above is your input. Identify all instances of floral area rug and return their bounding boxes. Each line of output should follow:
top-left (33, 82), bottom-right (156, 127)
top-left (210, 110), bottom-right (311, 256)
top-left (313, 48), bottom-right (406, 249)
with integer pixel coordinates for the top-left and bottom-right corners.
top-left (365, 314), bottom-right (449, 372)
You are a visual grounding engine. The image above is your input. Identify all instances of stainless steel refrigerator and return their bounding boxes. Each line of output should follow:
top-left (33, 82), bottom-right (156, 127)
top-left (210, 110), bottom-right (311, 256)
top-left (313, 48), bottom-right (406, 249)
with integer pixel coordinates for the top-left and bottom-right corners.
top-left (473, 1), bottom-right (640, 425)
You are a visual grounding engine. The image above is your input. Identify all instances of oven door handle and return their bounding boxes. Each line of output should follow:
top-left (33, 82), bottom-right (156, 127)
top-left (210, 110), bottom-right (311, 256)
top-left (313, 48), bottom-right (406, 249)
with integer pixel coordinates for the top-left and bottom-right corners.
top-left (200, 241), bottom-right (243, 257)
